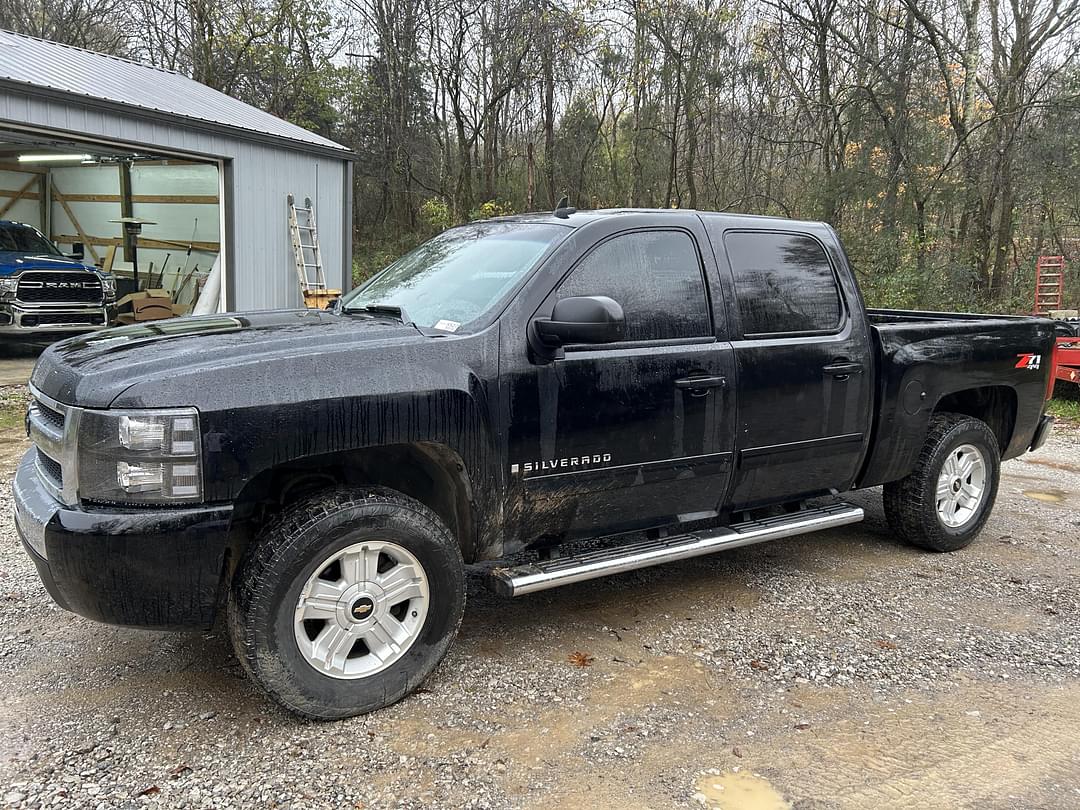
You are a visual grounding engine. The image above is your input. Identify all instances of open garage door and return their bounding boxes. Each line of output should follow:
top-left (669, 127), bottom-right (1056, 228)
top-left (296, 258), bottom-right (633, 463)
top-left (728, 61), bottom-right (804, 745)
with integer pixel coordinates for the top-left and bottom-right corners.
top-left (0, 127), bottom-right (223, 340)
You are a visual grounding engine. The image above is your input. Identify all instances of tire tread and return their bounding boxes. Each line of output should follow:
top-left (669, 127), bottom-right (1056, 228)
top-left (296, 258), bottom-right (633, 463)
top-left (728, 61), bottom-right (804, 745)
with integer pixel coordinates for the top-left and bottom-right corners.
top-left (227, 486), bottom-right (464, 719)
top-left (883, 412), bottom-right (1000, 553)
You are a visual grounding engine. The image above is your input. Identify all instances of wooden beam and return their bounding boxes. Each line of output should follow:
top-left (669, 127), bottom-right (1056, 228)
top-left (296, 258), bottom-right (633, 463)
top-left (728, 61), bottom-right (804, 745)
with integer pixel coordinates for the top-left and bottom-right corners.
top-left (0, 162), bottom-right (47, 175)
top-left (44, 192), bottom-right (219, 205)
top-left (0, 176), bottom-right (42, 216)
top-left (51, 234), bottom-right (220, 252)
top-left (118, 161), bottom-right (134, 263)
top-left (50, 181), bottom-right (101, 263)
top-left (39, 173), bottom-right (49, 235)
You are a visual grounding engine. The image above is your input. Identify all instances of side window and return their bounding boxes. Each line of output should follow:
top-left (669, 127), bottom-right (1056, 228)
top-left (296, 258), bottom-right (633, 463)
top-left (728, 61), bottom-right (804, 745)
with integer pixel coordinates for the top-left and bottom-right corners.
top-left (724, 231), bottom-right (842, 336)
top-left (556, 231), bottom-right (711, 342)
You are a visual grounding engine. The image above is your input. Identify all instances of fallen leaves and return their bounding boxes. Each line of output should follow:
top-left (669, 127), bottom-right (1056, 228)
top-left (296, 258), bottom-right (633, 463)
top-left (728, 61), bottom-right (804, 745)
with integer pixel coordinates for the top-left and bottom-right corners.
top-left (568, 651), bottom-right (595, 668)
top-left (874, 639), bottom-right (898, 650)
top-left (749, 659), bottom-right (769, 671)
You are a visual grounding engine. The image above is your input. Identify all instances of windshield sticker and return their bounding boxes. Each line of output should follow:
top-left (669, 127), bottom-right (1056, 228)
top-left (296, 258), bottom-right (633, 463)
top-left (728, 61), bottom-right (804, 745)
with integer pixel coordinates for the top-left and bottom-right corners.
top-left (433, 319), bottom-right (461, 333)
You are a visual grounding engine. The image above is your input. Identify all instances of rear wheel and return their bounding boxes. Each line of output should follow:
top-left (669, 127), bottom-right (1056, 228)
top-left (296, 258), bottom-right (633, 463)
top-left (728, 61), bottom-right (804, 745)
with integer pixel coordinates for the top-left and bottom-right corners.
top-left (883, 413), bottom-right (1001, 552)
top-left (228, 487), bottom-right (465, 719)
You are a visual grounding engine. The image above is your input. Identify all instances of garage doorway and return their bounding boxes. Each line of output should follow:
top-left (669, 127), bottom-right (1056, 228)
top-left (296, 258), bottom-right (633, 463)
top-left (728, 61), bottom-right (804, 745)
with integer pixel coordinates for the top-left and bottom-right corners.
top-left (0, 126), bottom-right (224, 341)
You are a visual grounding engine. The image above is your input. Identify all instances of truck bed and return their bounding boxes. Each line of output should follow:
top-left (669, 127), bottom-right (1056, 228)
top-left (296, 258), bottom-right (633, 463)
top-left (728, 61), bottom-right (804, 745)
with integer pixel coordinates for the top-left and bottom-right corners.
top-left (857, 307), bottom-right (1057, 489)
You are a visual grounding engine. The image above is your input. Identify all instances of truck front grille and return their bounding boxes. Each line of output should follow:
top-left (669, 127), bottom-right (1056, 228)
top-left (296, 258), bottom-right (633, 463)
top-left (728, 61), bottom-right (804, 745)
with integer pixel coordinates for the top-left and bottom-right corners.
top-left (36, 449), bottom-right (63, 488)
top-left (35, 400), bottom-right (65, 432)
top-left (27, 384), bottom-right (82, 505)
top-left (17, 272), bottom-right (103, 304)
top-left (21, 312), bottom-right (106, 327)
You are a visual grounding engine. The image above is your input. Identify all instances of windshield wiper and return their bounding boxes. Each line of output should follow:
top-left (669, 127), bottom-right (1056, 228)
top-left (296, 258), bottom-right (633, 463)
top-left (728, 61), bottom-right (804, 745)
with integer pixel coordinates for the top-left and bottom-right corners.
top-left (347, 303), bottom-right (414, 326)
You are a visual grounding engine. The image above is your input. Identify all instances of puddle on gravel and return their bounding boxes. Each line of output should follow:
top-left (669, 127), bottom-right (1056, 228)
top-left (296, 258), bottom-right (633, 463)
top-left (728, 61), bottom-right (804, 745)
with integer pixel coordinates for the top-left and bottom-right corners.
top-left (694, 771), bottom-right (791, 810)
top-left (1022, 489), bottom-right (1067, 504)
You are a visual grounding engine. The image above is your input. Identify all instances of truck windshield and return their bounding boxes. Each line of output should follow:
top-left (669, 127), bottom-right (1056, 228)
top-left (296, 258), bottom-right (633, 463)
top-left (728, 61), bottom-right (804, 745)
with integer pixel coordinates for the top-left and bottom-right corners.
top-left (0, 222), bottom-right (62, 256)
top-left (342, 222), bottom-right (565, 331)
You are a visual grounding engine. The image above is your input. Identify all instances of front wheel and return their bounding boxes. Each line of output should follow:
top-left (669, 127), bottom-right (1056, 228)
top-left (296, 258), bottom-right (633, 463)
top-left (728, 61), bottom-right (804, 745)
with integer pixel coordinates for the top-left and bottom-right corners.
top-left (227, 487), bottom-right (465, 719)
top-left (883, 413), bottom-right (1001, 552)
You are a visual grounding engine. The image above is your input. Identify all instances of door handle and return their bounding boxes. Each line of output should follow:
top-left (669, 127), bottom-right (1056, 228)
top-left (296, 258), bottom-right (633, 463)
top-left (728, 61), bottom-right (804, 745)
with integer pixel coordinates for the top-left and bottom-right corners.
top-left (823, 361), bottom-right (864, 380)
top-left (675, 375), bottom-right (727, 396)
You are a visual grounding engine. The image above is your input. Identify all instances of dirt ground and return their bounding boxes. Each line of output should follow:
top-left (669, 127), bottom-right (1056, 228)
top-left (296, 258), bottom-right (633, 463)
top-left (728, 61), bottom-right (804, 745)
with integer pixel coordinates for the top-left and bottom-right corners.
top-left (0, 347), bottom-right (42, 388)
top-left (0, 392), bottom-right (1078, 809)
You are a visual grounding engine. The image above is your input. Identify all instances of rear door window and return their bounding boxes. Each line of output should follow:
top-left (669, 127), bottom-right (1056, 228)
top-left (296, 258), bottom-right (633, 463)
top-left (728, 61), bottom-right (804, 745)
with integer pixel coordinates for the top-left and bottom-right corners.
top-left (723, 231), bottom-right (842, 336)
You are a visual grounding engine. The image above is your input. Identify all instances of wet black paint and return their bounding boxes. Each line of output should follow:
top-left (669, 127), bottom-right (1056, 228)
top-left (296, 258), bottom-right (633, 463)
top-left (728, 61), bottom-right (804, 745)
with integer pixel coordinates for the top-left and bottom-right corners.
top-left (17, 209), bottom-right (1058, 629)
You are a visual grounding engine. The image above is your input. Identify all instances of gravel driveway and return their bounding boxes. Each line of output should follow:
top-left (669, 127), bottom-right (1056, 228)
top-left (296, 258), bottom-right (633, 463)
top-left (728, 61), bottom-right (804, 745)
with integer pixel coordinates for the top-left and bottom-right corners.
top-left (1, 397), bottom-right (1078, 810)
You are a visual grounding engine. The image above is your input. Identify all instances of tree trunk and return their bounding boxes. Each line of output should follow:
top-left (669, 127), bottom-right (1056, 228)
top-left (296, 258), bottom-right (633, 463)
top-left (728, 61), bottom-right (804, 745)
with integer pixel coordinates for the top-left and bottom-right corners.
top-left (542, 38), bottom-right (556, 208)
top-left (526, 141), bottom-right (535, 211)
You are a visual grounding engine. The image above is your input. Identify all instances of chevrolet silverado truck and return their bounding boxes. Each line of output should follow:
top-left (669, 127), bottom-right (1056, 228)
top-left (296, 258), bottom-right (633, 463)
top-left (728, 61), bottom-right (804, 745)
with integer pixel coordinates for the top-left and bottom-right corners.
top-left (14, 209), bottom-right (1057, 719)
top-left (0, 221), bottom-right (116, 335)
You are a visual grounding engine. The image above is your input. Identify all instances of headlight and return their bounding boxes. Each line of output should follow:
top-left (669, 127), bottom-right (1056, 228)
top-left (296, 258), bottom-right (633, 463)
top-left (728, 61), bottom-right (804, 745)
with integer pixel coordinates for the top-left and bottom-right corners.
top-left (0, 278), bottom-right (17, 300)
top-left (99, 275), bottom-right (117, 300)
top-left (77, 408), bottom-right (202, 503)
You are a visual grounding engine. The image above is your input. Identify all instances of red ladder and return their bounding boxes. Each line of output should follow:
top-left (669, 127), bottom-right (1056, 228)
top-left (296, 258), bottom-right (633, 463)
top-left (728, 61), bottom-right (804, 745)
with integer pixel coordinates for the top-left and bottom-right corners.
top-left (1034, 255), bottom-right (1065, 315)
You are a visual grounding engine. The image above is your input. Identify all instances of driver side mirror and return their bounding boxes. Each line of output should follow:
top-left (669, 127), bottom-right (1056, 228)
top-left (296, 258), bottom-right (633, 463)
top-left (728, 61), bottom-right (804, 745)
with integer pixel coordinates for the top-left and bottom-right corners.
top-left (534, 295), bottom-right (625, 347)
top-left (67, 242), bottom-right (84, 260)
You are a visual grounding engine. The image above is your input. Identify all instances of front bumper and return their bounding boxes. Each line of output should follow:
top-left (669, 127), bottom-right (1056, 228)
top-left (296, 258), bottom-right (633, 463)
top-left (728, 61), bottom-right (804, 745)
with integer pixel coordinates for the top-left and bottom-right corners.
top-left (1029, 413), bottom-right (1055, 452)
top-left (12, 449), bottom-right (233, 629)
top-left (0, 302), bottom-right (115, 334)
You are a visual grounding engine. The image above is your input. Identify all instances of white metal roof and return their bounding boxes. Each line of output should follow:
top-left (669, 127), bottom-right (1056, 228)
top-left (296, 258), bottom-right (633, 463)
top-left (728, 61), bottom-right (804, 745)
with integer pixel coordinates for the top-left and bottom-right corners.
top-left (0, 29), bottom-right (351, 155)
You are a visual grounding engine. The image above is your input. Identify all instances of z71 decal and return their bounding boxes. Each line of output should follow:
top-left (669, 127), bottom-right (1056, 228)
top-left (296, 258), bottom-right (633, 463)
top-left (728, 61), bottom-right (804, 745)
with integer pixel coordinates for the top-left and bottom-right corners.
top-left (1015, 353), bottom-right (1042, 370)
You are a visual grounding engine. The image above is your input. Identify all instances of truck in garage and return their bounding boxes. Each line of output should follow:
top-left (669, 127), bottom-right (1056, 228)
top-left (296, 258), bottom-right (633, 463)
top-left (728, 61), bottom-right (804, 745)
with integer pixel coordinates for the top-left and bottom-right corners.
top-left (0, 220), bottom-right (116, 335)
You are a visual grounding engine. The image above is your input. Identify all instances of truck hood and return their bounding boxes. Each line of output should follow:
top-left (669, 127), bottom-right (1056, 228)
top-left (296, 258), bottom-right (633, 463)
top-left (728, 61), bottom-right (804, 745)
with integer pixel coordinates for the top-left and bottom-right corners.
top-left (0, 252), bottom-right (97, 275)
top-left (31, 309), bottom-right (430, 408)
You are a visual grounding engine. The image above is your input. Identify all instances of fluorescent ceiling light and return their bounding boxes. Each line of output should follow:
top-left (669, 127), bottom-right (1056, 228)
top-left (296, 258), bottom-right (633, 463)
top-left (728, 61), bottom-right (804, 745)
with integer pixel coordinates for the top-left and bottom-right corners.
top-left (17, 153), bottom-right (94, 163)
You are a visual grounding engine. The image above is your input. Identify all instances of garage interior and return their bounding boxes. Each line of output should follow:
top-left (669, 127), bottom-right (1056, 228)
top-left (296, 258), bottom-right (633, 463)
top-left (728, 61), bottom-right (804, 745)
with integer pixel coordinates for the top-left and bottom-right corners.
top-left (0, 127), bottom-right (221, 312)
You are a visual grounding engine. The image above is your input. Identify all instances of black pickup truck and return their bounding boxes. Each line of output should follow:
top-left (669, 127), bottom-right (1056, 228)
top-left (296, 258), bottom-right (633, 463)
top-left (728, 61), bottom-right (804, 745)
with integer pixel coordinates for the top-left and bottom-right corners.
top-left (14, 209), bottom-right (1057, 718)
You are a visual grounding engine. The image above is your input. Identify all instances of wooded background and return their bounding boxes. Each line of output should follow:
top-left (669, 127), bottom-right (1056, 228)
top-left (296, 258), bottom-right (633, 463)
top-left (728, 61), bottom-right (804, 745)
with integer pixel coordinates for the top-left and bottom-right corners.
top-left (6, 0), bottom-right (1080, 310)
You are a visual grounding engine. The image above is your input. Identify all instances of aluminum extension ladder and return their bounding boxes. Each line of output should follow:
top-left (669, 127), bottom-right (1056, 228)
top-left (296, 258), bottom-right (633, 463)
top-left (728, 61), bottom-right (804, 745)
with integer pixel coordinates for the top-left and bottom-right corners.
top-left (288, 194), bottom-right (340, 308)
top-left (1034, 255), bottom-right (1065, 315)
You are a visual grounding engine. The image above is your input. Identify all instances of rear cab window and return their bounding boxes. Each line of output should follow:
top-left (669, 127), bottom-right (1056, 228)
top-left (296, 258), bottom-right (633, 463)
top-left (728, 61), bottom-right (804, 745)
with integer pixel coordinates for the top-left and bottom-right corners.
top-left (723, 231), bottom-right (843, 337)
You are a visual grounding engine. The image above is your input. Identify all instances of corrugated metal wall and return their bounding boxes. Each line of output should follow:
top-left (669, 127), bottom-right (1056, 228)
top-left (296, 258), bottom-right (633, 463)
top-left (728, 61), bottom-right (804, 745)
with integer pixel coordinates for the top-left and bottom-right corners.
top-left (0, 86), bottom-right (350, 312)
top-left (231, 140), bottom-right (346, 310)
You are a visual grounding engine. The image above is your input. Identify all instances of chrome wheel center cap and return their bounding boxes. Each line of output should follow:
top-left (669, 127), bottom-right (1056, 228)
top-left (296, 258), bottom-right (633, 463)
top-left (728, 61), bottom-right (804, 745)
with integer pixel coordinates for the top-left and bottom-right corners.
top-left (349, 596), bottom-right (375, 622)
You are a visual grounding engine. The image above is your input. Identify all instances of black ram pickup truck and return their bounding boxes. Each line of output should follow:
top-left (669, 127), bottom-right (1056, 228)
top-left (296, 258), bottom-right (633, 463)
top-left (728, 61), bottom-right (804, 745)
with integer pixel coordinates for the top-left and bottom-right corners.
top-left (14, 209), bottom-right (1057, 718)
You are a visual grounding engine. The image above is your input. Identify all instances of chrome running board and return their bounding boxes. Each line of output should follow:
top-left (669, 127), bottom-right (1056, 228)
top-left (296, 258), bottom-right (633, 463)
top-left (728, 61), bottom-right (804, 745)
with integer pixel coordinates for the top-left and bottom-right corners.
top-left (488, 502), bottom-right (863, 597)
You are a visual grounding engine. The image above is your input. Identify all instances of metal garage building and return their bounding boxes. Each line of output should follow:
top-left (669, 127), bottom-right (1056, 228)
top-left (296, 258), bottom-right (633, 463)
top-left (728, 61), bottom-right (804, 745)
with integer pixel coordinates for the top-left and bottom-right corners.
top-left (0, 29), bottom-right (354, 311)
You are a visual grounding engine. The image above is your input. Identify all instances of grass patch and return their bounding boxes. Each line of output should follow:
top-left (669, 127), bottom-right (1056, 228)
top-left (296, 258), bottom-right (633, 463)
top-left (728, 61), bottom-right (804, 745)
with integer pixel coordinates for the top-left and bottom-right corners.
top-left (0, 386), bottom-right (27, 432)
top-left (1047, 396), bottom-right (1080, 424)
top-left (1047, 378), bottom-right (1080, 424)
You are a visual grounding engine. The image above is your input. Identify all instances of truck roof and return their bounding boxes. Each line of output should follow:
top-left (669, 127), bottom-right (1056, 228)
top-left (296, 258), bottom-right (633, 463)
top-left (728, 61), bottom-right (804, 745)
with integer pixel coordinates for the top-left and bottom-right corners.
top-left (485, 208), bottom-right (828, 230)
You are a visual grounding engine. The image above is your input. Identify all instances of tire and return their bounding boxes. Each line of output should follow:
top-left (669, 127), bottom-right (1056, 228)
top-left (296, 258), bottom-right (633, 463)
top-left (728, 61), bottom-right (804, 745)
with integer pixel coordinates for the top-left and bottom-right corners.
top-left (882, 413), bottom-right (1001, 552)
top-left (227, 486), bottom-right (465, 719)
